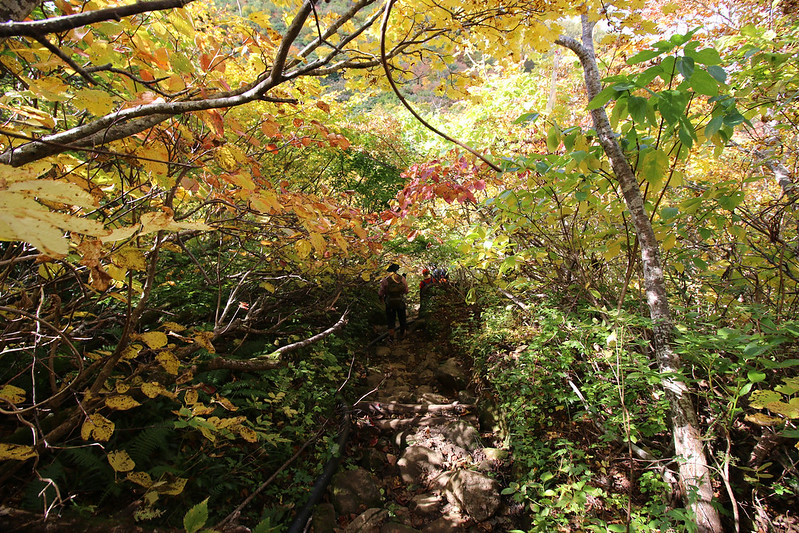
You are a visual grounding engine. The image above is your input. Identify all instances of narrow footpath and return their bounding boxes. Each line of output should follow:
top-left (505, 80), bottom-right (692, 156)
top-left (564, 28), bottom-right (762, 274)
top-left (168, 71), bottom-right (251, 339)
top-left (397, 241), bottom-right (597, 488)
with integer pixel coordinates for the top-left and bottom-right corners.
top-left (309, 321), bottom-right (524, 533)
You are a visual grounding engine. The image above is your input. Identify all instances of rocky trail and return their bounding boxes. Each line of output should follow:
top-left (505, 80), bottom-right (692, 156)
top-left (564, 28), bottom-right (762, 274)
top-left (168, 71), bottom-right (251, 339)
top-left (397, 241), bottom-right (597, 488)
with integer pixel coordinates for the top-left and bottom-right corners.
top-left (306, 326), bottom-right (524, 533)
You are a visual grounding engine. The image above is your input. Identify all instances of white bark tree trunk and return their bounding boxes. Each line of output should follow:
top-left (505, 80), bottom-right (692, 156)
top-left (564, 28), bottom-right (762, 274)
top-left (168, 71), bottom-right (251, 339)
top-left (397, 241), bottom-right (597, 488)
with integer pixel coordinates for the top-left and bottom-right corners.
top-left (557, 17), bottom-right (723, 533)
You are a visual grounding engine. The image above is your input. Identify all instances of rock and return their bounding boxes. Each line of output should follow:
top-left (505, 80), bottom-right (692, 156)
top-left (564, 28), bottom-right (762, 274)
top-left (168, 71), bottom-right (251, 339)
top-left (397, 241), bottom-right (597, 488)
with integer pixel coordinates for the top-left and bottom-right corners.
top-left (414, 384), bottom-right (434, 396)
top-left (360, 447), bottom-right (387, 472)
top-left (420, 516), bottom-right (465, 532)
top-left (409, 493), bottom-right (442, 515)
top-left (381, 523), bottom-right (421, 533)
top-left (457, 390), bottom-right (477, 404)
top-left (394, 430), bottom-right (418, 448)
top-left (476, 399), bottom-right (508, 440)
top-left (418, 392), bottom-right (449, 405)
top-left (345, 508), bottom-right (389, 533)
top-left (444, 470), bottom-right (501, 522)
top-left (367, 371), bottom-right (386, 389)
top-left (442, 420), bottom-right (480, 451)
top-left (330, 467), bottom-right (383, 516)
top-left (397, 446), bottom-right (445, 484)
top-left (482, 447), bottom-right (509, 461)
top-left (435, 358), bottom-right (469, 390)
top-left (311, 503), bottom-right (336, 533)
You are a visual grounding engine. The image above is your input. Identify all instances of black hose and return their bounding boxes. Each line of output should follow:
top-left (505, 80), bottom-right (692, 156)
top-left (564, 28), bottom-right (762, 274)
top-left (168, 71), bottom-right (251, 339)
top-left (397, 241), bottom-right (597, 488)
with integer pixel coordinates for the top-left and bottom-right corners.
top-left (286, 397), bottom-right (351, 533)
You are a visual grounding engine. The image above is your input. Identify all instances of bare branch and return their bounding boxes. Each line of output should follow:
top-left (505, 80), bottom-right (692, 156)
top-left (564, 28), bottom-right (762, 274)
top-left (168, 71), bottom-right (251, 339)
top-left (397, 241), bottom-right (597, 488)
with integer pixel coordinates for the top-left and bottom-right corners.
top-left (0, 0), bottom-right (195, 38)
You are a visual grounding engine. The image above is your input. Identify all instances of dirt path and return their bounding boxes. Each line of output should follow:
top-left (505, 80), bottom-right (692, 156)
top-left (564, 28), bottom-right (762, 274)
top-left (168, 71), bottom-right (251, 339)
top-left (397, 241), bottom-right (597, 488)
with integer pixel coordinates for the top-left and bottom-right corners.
top-left (311, 326), bottom-right (524, 533)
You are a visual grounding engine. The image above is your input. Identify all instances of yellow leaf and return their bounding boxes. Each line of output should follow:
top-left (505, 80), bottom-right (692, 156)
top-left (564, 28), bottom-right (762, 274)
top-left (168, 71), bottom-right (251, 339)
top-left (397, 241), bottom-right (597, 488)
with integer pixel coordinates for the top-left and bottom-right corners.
top-left (765, 401), bottom-right (799, 419)
top-left (0, 443), bottom-right (38, 461)
top-left (0, 162), bottom-right (51, 183)
top-left (107, 450), bottom-right (136, 472)
top-left (126, 471), bottom-right (153, 488)
top-left (100, 225), bottom-right (139, 243)
top-left (236, 425), bottom-right (258, 443)
top-left (113, 247), bottom-right (147, 271)
top-left (309, 232), bottom-right (326, 254)
top-left (141, 382), bottom-right (162, 398)
top-left (156, 351), bottom-right (179, 375)
top-left (0, 384), bottom-right (26, 404)
top-left (212, 395), bottom-right (238, 411)
top-left (105, 395), bottom-right (142, 410)
top-left (295, 239), bottom-right (312, 259)
top-left (260, 282), bottom-right (275, 293)
top-left (744, 413), bottom-right (784, 426)
top-left (162, 321), bottom-right (186, 332)
top-left (7, 179), bottom-right (97, 208)
top-left (74, 88), bottom-right (117, 116)
top-left (0, 191), bottom-right (106, 256)
top-left (184, 389), bottom-right (198, 405)
top-left (115, 382), bottom-right (130, 394)
top-left (140, 211), bottom-right (210, 235)
top-left (157, 477), bottom-right (187, 495)
top-left (81, 413), bottom-right (115, 442)
top-left (214, 146), bottom-right (238, 172)
top-left (193, 331), bottom-right (215, 354)
top-left (138, 331), bottom-right (168, 349)
top-left (121, 344), bottom-right (142, 361)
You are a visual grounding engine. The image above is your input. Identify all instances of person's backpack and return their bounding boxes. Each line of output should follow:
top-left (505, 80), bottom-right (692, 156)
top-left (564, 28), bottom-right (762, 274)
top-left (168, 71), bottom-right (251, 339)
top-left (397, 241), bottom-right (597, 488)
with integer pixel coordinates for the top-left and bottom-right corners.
top-left (385, 275), bottom-right (405, 306)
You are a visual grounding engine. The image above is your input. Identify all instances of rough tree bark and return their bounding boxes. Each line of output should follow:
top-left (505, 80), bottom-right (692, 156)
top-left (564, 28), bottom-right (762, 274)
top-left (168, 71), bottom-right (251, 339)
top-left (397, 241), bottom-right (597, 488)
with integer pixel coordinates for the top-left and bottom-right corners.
top-left (556, 17), bottom-right (723, 533)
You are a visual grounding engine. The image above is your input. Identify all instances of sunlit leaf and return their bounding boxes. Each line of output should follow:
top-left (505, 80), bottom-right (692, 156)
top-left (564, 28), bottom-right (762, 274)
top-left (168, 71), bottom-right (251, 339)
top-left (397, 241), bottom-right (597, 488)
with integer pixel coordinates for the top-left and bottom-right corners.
top-left (81, 413), bottom-right (115, 442)
top-left (105, 395), bottom-right (142, 410)
top-left (107, 450), bottom-right (136, 472)
top-left (0, 443), bottom-right (37, 461)
top-left (0, 384), bottom-right (26, 404)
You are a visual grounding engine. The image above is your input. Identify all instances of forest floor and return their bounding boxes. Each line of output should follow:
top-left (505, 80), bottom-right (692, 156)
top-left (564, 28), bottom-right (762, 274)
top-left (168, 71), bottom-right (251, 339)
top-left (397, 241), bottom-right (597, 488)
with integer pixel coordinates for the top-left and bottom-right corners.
top-left (311, 314), bottom-right (528, 533)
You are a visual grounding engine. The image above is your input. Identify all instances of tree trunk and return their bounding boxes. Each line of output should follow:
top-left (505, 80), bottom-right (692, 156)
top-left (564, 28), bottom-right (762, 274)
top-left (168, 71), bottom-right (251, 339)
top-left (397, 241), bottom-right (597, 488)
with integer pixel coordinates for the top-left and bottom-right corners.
top-left (556, 17), bottom-right (723, 533)
top-left (0, 0), bottom-right (39, 23)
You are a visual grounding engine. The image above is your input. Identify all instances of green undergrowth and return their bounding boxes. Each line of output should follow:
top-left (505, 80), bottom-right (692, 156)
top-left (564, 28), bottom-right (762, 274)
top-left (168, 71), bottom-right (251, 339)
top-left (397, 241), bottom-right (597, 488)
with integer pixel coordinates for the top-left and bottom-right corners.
top-left (456, 295), bottom-right (799, 532)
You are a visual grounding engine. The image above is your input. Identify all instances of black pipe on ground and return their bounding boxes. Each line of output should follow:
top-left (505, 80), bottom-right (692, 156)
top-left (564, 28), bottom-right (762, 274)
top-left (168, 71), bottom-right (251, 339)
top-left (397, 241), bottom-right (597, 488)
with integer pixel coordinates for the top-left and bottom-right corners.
top-left (286, 398), bottom-right (351, 533)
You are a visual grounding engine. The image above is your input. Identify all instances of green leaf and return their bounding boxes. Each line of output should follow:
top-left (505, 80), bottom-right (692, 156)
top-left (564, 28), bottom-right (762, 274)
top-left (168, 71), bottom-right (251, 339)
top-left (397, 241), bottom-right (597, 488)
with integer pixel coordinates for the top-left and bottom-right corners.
top-left (688, 48), bottom-right (722, 65)
top-left (704, 116), bottom-right (724, 138)
top-left (513, 112), bottom-right (540, 124)
top-left (690, 69), bottom-right (719, 96)
top-left (661, 206), bottom-right (679, 220)
top-left (678, 120), bottom-right (695, 148)
top-left (546, 125), bottom-right (560, 152)
top-left (676, 56), bottom-right (695, 79)
top-left (627, 49), bottom-right (661, 65)
top-left (640, 149), bottom-right (669, 186)
top-left (183, 498), bottom-right (209, 533)
top-left (587, 86), bottom-right (619, 110)
top-left (747, 370), bottom-right (766, 383)
top-left (627, 96), bottom-right (649, 124)
top-left (718, 191), bottom-right (744, 210)
top-left (637, 65), bottom-right (663, 87)
top-left (707, 65), bottom-right (728, 83)
top-left (723, 109), bottom-right (746, 127)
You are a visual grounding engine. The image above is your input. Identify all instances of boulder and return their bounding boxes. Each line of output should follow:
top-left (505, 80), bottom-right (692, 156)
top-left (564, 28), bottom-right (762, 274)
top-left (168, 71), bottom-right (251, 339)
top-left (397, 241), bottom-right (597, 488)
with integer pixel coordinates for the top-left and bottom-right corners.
top-left (397, 446), bottom-right (445, 484)
top-left (441, 420), bottom-right (480, 451)
top-left (435, 358), bottom-right (469, 390)
top-left (381, 523), bottom-right (421, 533)
top-left (311, 503), bottom-right (336, 533)
top-left (330, 467), bottom-right (383, 516)
top-left (345, 508), bottom-right (389, 533)
top-left (444, 470), bottom-right (501, 522)
top-left (409, 493), bottom-right (442, 515)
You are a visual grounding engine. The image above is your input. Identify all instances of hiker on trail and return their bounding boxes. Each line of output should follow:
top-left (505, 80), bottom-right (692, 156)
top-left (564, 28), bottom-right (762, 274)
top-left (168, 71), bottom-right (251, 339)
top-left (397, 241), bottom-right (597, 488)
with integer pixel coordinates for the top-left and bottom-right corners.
top-left (418, 268), bottom-right (435, 316)
top-left (379, 263), bottom-right (408, 341)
